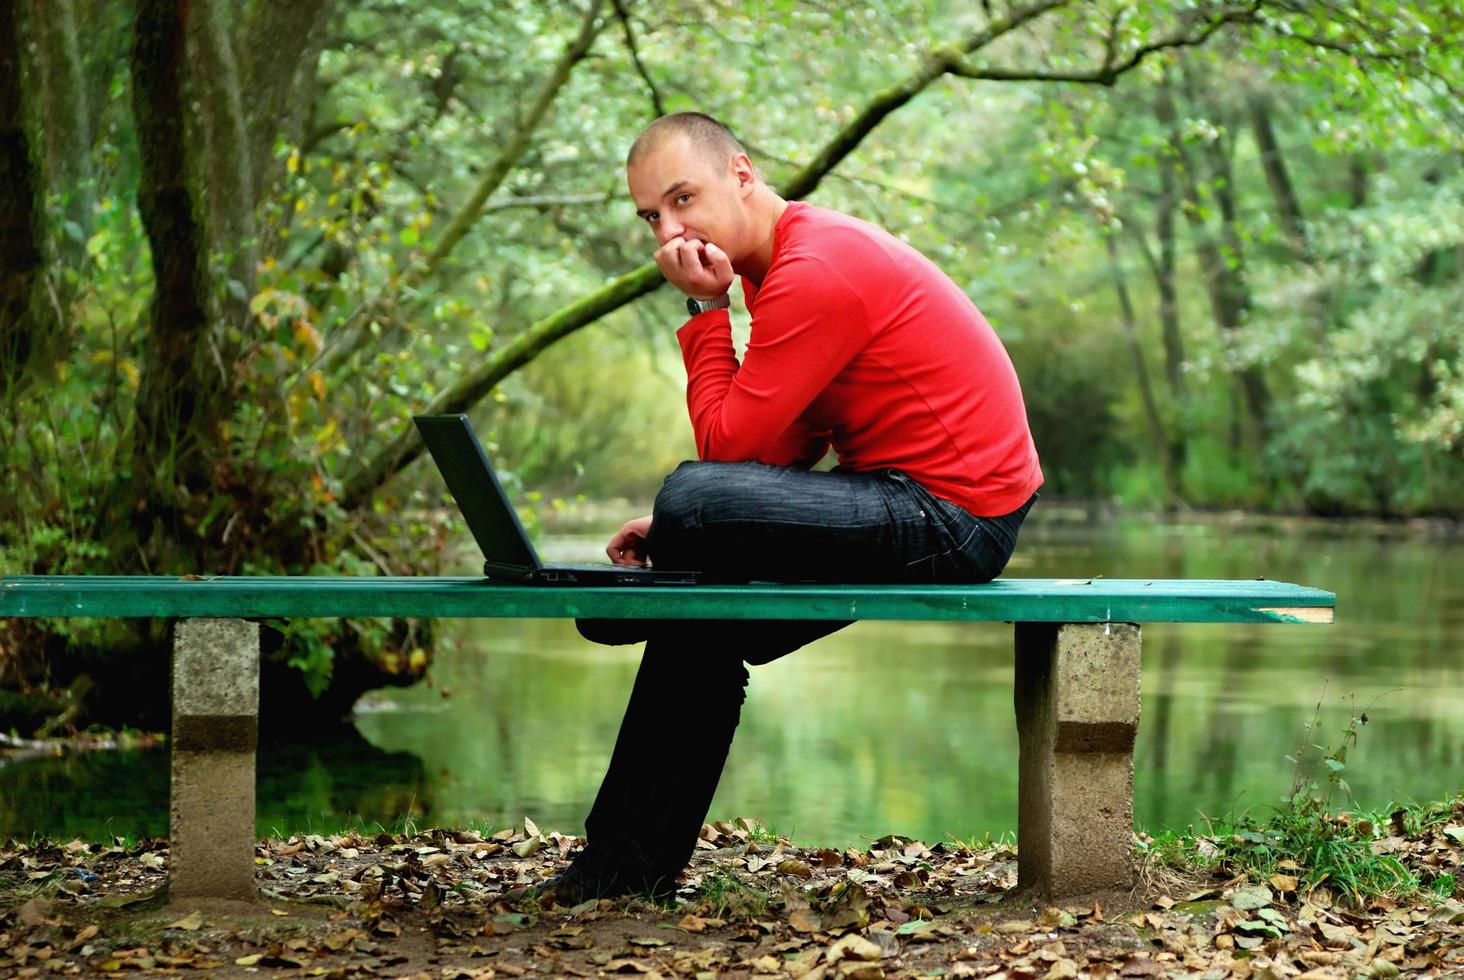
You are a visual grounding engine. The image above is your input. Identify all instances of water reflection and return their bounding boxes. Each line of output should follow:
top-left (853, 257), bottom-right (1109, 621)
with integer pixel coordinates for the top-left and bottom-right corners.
top-left (0, 728), bottom-right (426, 839)
top-left (3, 517), bottom-right (1461, 845)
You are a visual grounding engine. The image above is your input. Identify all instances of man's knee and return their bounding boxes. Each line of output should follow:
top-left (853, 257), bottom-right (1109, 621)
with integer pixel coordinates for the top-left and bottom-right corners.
top-left (646, 461), bottom-right (722, 561)
top-left (653, 461), bottom-right (719, 522)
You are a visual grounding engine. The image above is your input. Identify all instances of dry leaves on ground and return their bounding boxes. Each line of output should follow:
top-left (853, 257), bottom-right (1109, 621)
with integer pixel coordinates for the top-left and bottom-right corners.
top-left (1, 811), bottom-right (1462, 978)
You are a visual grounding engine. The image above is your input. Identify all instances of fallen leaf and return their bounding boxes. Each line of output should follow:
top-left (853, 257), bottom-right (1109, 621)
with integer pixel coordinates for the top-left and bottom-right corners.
top-left (1429, 899), bottom-right (1464, 924)
top-left (166, 910), bottom-right (205, 931)
top-left (17, 898), bottom-right (53, 926)
top-left (825, 934), bottom-right (882, 964)
top-left (1269, 873), bottom-right (1299, 893)
top-left (1037, 907), bottom-right (1078, 929)
top-left (1316, 921), bottom-right (1357, 948)
top-left (843, 966), bottom-right (884, 980)
top-left (789, 907), bottom-right (822, 933)
top-left (777, 859), bottom-right (814, 879)
top-left (1229, 884), bottom-right (1273, 910)
top-left (678, 914), bottom-right (708, 933)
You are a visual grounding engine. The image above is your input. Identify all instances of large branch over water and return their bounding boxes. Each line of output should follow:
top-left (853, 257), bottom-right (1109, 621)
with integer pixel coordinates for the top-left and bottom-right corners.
top-left (316, 0), bottom-right (610, 376)
top-left (340, 0), bottom-right (1276, 510)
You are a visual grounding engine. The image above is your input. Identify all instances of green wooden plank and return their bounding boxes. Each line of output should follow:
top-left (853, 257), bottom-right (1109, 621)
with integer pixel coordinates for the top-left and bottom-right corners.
top-left (0, 576), bottom-right (1335, 623)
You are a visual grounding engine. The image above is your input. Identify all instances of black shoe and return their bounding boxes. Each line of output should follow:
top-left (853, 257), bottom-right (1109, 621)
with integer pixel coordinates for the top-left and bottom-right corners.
top-left (504, 861), bottom-right (677, 908)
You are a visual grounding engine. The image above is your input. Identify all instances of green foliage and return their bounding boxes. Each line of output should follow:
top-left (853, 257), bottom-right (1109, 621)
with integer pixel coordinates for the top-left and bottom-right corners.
top-left (6, 0), bottom-right (1464, 728)
top-left (696, 865), bottom-right (771, 919)
top-left (1150, 696), bottom-right (1423, 903)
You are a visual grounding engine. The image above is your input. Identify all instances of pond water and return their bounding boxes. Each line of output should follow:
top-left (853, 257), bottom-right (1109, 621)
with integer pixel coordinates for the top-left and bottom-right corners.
top-left (4, 512), bottom-right (1462, 847)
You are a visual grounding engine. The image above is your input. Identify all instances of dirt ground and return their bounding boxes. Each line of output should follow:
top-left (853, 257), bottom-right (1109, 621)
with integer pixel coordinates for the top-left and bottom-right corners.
top-left (3, 816), bottom-right (1463, 978)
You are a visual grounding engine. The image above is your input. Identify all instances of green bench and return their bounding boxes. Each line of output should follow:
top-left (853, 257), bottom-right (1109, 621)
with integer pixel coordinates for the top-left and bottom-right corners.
top-left (0, 575), bottom-right (1335, 904)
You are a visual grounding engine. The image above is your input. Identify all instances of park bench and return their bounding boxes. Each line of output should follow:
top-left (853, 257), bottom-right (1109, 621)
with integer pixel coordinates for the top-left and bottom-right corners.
top-left (0, 575), bottom-right (1334, 904)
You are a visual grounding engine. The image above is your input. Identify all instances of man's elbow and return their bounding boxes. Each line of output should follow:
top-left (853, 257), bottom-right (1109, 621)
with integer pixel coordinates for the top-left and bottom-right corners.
top-left (696, 431), bottom-right (773, 464)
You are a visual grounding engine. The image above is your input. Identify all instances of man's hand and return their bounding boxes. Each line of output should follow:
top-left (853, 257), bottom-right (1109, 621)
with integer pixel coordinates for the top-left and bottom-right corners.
top-left (655, 236), bottom-right (733, 301)
top-left (607, 515), bottom-right (654, 566)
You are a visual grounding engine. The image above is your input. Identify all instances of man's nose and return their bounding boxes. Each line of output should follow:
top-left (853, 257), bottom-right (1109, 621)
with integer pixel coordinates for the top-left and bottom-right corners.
top-left (656, 215), bottom-right (685, 245)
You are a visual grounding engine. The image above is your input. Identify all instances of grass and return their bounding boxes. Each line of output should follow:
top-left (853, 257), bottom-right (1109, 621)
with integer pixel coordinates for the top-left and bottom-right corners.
top-left (695, 866), bottom-right (770, 919)
top-left (945, 830), bottom-right (1016, 853)
top-left (1138, 693), bottom-right (1463, 906)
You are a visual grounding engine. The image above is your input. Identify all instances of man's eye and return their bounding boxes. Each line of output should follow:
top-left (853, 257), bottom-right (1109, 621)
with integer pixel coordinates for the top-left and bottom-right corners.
top-left (645, 212), bottom-right (659, 223)
top-left (676, 193), bottom-right (691, 205)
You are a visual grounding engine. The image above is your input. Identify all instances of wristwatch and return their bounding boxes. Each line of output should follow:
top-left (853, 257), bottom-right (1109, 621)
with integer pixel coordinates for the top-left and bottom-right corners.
top-left (686, 293), bottom-right (731, 316)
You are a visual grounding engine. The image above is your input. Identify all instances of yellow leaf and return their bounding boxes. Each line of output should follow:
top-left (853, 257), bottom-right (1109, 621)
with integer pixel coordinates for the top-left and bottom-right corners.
top-left (119, 360), bottom-right (139, 390)
top-left (314, 418), bottom-right (339, 449)
top-left (166, 909), bottom-right (205, 930)
top-left (293, 319), bottom-right (322, 355)
top-left (308, 370), bottom-right (325, 402)
top-left (408, 647), bottom-right (427, 672)
top-left (235, 954), bottom-right (263, 965)
top-left (1270, 873), bottom-right (1299, 893)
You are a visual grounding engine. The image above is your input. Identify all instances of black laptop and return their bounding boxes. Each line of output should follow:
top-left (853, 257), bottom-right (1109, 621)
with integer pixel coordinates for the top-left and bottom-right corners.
top-left (414, 414), bottom-right (700, 585)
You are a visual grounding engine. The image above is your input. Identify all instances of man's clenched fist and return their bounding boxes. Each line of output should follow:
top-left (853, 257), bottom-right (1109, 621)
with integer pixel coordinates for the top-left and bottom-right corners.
top-left (655, 236), bottom-right (734, 301)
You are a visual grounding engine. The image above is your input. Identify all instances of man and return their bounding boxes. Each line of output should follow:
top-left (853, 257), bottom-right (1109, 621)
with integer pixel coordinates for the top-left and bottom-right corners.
top-left (535, 112), bottom-right (1042, 904)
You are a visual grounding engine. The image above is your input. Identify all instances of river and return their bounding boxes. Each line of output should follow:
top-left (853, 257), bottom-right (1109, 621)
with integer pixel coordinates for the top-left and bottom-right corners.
top-left (4, 511), bottom-right (1461, 846)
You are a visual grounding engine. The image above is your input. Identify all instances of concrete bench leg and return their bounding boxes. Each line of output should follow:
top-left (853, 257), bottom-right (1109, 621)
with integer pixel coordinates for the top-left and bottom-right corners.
top-left (1014, 622), bottom-right (1140, 898)
top-left (170, 618), bottom-right (260, 902)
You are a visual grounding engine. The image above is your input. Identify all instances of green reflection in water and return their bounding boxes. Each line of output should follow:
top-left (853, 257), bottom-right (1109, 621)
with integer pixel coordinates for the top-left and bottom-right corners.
top-left (352, 517), bottom-right (1464, 846)
top-left (4, 518), bottom-right (1462, 845)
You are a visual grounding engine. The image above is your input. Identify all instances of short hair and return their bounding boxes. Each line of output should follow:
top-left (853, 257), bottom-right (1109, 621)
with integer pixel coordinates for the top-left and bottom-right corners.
top-left (626, 112), bottom-right (748, 171)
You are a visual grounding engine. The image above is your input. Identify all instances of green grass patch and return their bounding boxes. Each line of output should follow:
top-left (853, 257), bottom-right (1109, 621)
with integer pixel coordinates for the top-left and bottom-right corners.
top-left (1138, 694), bottom-right (1463, 905)
top-left (695, 866), bottom-right (770, 919)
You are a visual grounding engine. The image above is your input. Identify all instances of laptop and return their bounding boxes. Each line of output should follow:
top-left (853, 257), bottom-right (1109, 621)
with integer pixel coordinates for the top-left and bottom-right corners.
top-left (413, 414), bottom-right (700, 585)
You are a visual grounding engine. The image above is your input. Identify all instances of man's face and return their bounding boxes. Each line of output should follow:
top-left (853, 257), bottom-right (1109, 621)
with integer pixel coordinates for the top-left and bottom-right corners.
top-left (628, 134), bottom-right (750, 258)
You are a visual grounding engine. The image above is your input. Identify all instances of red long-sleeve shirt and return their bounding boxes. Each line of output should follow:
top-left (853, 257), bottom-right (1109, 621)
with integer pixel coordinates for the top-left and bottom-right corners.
top-left (675, 201), bottom-right (1042, 517)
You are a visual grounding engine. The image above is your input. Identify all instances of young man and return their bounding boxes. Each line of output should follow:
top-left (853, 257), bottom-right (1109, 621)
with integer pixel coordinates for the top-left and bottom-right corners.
top-left (535, 112), bottom-right (1041, 904)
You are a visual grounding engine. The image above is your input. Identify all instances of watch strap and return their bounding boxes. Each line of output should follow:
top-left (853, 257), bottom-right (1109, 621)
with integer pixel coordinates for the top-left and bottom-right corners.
top-left (686, 293), bottom-right (731, 316)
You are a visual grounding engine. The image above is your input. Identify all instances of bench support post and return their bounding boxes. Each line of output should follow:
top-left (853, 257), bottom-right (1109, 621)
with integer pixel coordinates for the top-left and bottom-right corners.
top-left (170, 618), bottom-right (260, 902)
top-left (1014, 622), bottom-right (1140, 897)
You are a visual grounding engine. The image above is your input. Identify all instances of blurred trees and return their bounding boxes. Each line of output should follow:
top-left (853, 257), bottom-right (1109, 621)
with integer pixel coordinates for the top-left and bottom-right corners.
top-left (1, 0), bottom-right (1461, 734)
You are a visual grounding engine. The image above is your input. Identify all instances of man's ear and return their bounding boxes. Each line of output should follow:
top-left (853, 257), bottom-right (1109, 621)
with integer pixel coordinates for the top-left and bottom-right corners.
top-left (730, 153), bottom-right (758, 196)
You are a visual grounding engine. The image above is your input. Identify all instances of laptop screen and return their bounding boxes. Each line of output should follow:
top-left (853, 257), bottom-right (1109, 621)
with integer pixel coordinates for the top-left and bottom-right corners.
top-left (413, 414), bottom-right (542, 572)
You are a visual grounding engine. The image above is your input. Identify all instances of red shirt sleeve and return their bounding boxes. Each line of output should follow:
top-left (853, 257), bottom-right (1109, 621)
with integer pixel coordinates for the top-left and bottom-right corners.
top-left (676, 256), bottom-right (870, 463)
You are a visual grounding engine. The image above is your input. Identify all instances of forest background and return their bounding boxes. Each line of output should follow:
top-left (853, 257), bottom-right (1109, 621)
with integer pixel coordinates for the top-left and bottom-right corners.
top-left (1, 0), bottom-right (1461, 733)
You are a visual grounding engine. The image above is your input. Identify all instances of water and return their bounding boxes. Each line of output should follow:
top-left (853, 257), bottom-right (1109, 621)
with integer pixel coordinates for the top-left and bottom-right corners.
top-left (4, 514), bottom-right (1462, 846)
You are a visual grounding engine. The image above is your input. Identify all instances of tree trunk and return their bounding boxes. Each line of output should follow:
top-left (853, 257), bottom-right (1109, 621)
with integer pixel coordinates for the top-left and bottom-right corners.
top-left (124, 0), bottom-right (218, 552)
top-left (1155, 134), bottom-right (1185, 403)
top-left (1156, 75), bottom-right (1270, 447)
top-left (1106, 232), bottom-right (1181, 510)
top-left (186, 0), bottom-right (256, 333)
top-left (0, 0), bottom-right (49, 392)
top-left (1348, 152), bottom-right (1370, 208)
top-left (22, 0), bottom-right (92, 256)
top-left (1248, 93), bottom-right (1308, 261)
top-left (237, 0), bottom-right (337, 210)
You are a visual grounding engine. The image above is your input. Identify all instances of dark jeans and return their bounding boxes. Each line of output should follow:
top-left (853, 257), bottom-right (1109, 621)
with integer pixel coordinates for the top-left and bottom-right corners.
top-left (572, 460), bottom-right (1035, 892)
